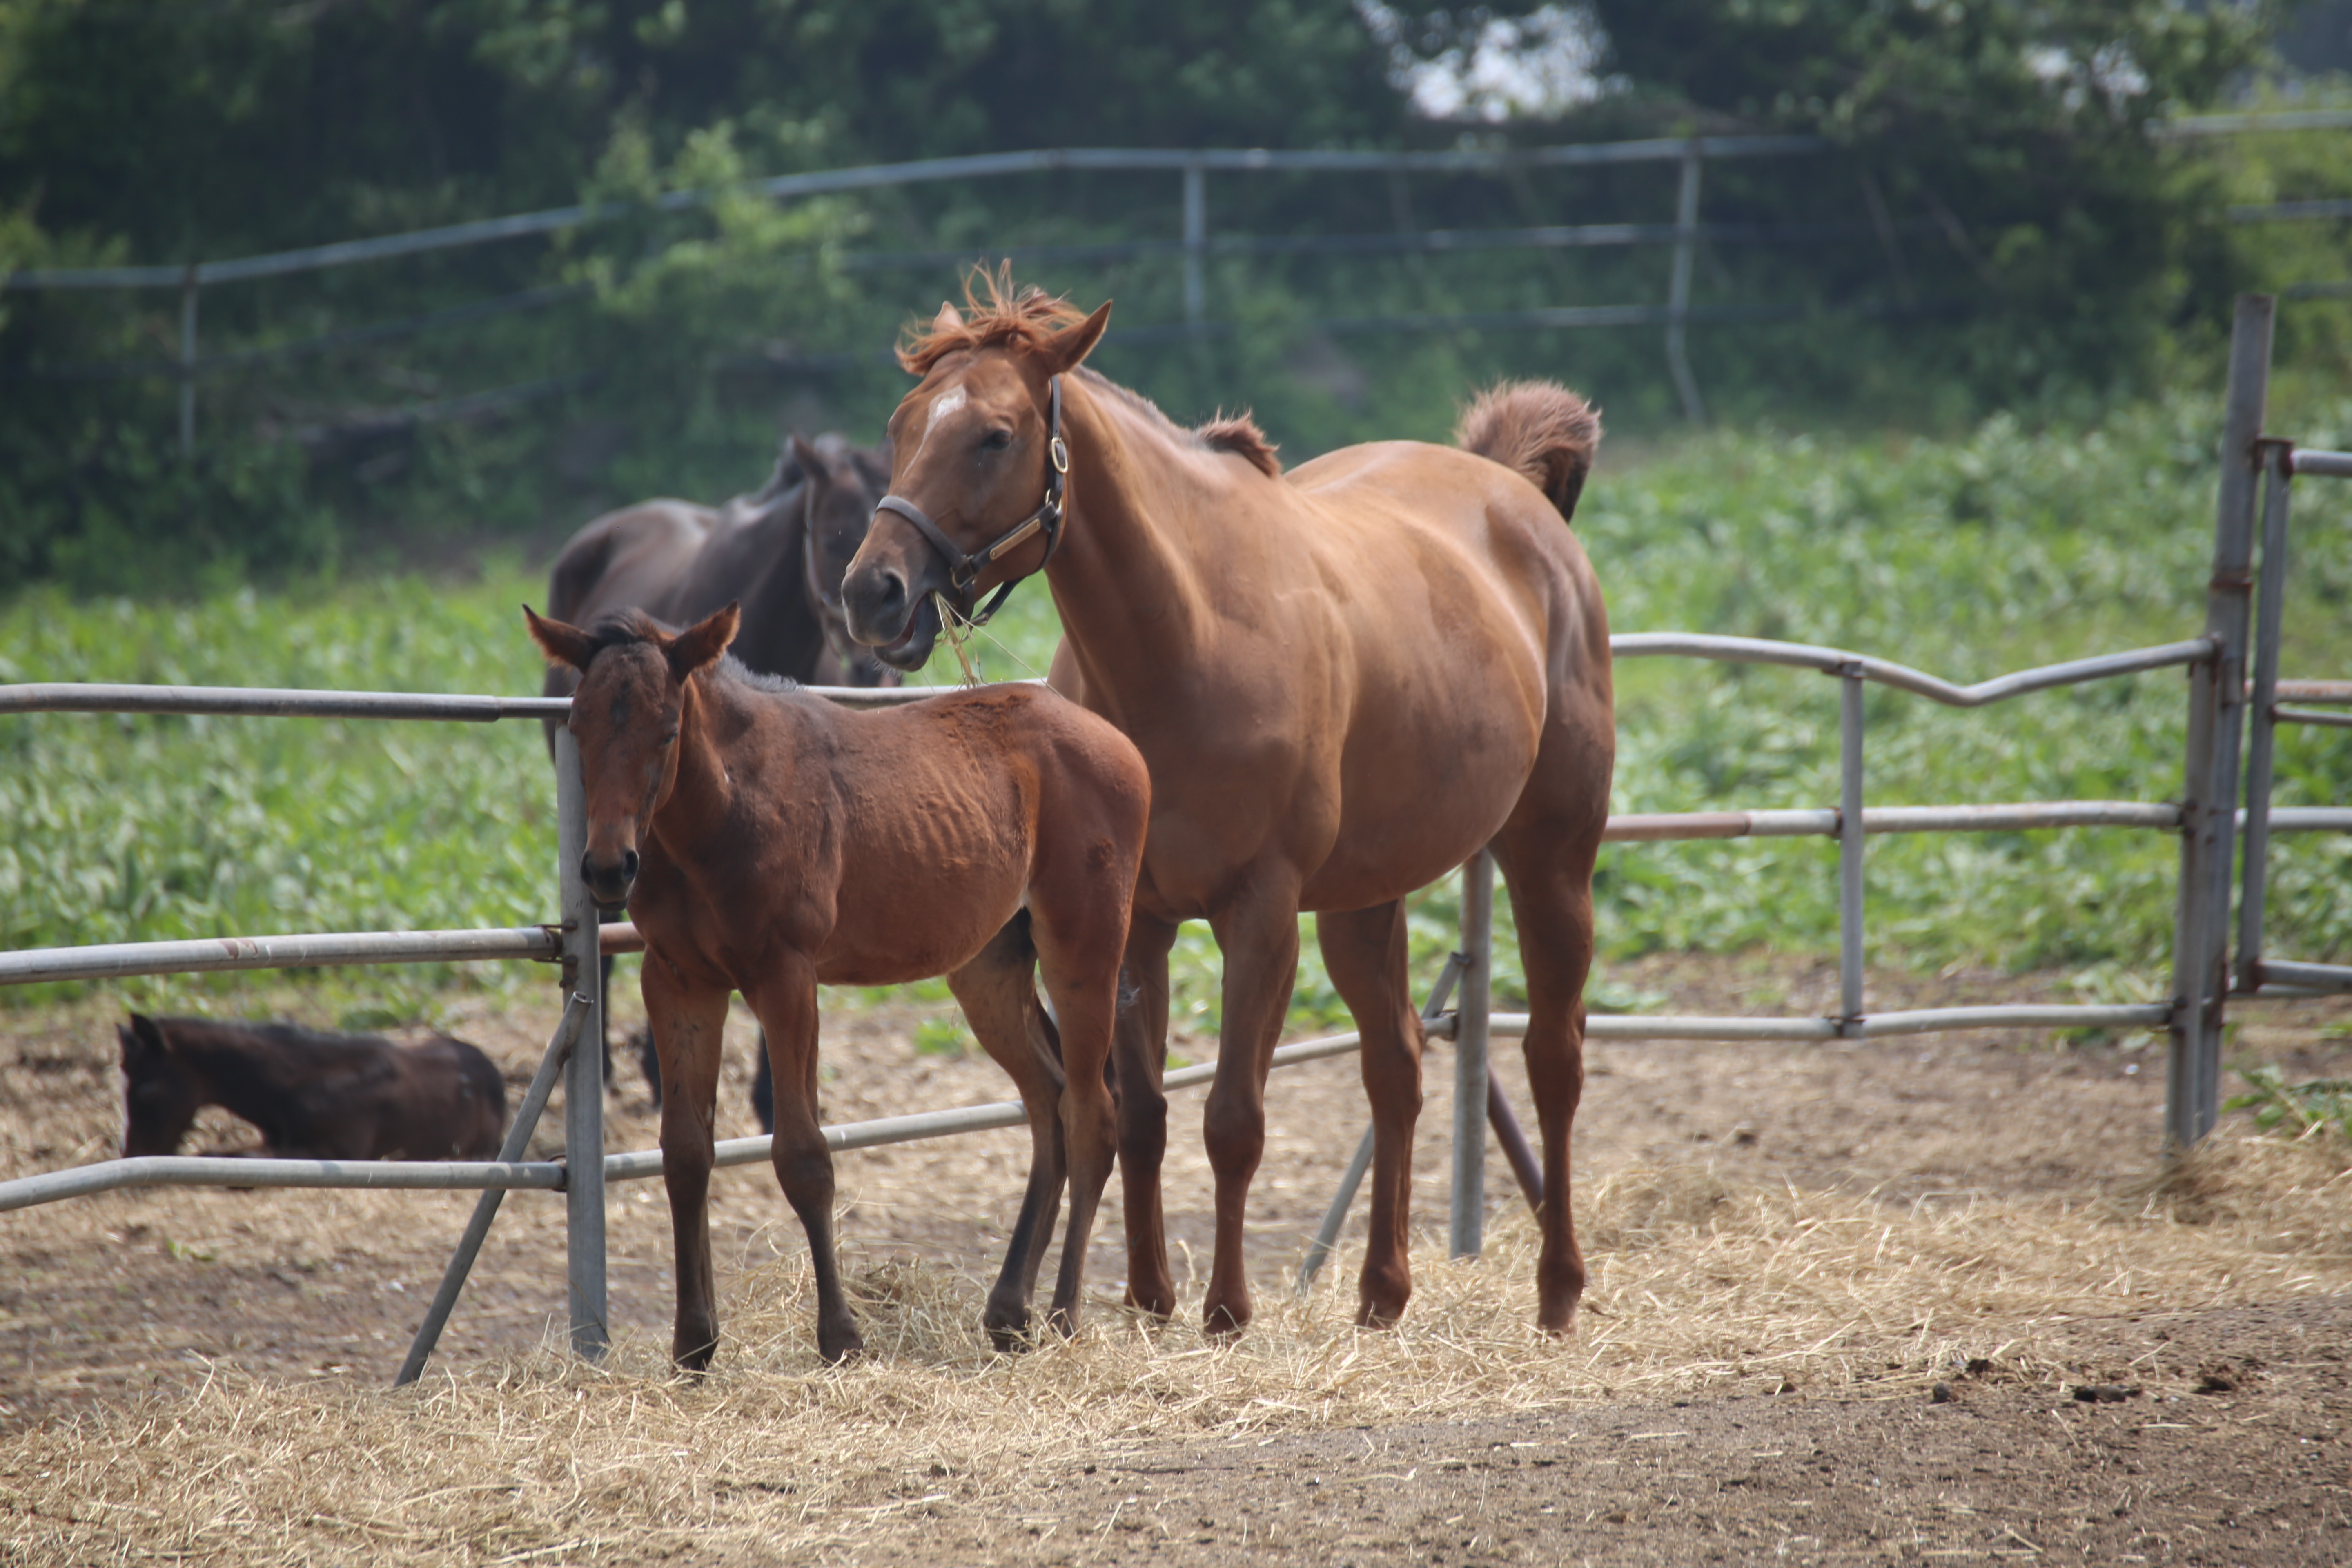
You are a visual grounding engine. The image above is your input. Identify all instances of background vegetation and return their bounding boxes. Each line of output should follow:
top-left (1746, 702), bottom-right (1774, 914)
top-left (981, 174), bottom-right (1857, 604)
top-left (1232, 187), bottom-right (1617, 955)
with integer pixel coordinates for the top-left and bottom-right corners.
top-left (1, 0), bottom-right (2345, 590)
top-left (9, 387), bottom-right (2348, 1031)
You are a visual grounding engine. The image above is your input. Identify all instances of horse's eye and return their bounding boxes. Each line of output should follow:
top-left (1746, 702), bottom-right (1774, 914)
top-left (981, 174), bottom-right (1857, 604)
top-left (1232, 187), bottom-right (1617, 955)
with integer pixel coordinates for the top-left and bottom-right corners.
top-left (981, 428), bottom-right (1013, 452)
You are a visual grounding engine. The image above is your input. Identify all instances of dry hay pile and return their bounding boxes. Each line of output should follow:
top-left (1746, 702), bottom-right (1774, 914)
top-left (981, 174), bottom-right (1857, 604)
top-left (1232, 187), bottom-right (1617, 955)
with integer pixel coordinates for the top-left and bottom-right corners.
top-left (2, 1129), bottom-right (2346, 1566)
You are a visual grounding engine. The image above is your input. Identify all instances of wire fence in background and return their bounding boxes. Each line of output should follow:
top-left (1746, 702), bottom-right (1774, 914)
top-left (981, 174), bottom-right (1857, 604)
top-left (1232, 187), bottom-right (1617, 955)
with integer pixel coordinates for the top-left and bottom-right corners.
top-left (5, 114), bottom-right (2346, 454)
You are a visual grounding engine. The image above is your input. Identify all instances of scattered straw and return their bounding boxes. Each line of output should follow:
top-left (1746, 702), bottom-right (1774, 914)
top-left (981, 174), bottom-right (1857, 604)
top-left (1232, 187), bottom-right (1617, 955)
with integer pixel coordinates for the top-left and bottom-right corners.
top-left (4, 1129), bottom-right (2345, 1566)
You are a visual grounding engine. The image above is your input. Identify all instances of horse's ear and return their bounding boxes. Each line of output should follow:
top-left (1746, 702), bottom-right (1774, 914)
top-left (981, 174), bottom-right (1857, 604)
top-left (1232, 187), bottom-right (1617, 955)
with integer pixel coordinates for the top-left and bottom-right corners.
top-left (1041, 299), bottom-right (1112, 376)
top-left (667, 602), bottom-right (740, 680)
top-left (786, 432), bottom-right (826, 479)
top-left (524, 605), bottom-right (596, 671)
top-left (933, 301), bottom-right (964, 332)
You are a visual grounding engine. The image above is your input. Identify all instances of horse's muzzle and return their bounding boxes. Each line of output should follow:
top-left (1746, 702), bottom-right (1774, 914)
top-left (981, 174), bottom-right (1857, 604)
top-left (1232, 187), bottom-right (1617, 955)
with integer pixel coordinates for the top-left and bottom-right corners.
top-left (843, 559), bottom-right (946, 672)
top-left (581, 847), bottom-right (638, 910)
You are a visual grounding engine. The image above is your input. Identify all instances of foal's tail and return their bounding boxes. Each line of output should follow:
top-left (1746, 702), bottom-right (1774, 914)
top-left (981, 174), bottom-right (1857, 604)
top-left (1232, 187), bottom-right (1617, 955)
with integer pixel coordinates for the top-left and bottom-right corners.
top-left (1454, 381), bottom-right (1601, 523)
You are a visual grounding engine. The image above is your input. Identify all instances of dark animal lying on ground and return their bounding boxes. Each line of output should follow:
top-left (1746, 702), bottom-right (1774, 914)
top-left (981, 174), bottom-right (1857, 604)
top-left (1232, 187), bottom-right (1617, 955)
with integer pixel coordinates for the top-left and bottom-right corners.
top-left (118, 1014), bottom-right (507, 1161)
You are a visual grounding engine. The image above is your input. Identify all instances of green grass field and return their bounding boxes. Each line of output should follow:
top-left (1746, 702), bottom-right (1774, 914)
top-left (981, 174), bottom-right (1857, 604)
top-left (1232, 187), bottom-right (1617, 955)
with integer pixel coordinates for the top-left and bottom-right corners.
top-left (4, 387), bottom-right (2349, 1035)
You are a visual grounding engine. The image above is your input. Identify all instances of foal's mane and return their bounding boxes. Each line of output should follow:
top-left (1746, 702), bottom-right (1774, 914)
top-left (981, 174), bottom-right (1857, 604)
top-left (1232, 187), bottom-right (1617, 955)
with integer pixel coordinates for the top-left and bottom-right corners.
top-left (578, 609), bottom-right (798, 694)
top-left (899, 265), bottom-right (1281, 478)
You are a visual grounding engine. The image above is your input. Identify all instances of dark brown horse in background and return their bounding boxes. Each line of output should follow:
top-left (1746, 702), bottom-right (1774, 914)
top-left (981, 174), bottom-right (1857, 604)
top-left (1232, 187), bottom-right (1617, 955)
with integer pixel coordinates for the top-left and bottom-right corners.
top-left (527, 603), bottom-right (1150, 1365)
top-left (541, 431), bottom-right (896, 706)
top-left (119, 1014), bottom-right (506, 1161)
top-left (843, 276), bottom-right (1612, 1339)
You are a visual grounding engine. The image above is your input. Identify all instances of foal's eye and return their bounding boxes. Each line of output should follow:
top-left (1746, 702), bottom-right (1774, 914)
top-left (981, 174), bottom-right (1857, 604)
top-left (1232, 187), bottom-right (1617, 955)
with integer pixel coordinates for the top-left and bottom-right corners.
top-left (980, 428), bottom-right (1013, 452)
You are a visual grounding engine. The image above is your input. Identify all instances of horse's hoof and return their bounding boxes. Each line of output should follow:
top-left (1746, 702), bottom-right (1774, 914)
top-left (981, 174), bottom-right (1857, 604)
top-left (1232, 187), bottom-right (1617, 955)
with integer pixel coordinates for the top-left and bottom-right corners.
top-left (1043, 1305), bottom-right (1078, 1339)
top-left (817, 1323), bottom-right (866, 1365)
top-left (672, 1338), bottom-right (718, 1375)
top-left (1201, 1297), bottom-right (1252, 1340)
top-left (1536, 1301), bottom-right (1579, 1338)
top-left (1354, 1300), bottom-right (1406, 1330)
top-left (1124, 1281), bottom-right (1178, 1320)
top-left (985, 1311), bottom-right (1034, 1354)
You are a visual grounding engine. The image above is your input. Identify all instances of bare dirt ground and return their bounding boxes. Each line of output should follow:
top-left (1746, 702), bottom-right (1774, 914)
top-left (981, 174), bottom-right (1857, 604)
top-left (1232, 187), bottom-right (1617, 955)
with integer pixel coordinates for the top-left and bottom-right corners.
top-left (3, 953), bottom-right (2349, 1564)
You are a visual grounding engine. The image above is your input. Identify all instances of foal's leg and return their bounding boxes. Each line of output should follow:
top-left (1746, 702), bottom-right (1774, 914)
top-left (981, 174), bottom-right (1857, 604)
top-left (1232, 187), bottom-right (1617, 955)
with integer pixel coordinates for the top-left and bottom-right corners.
top-left (1112, 913), bottom-right (1180, 1319)
top-left (949, 918), bottom-right (1070, 1348)
top-left (1490, 822), bottom-right (1602, 1334)
top-left (641, 959), bottom-right (732, 1372)
top-left (1200, 880), bottom-right (1305, 1336)
top-left (1314, 900), bottom-right (1427, 1327)
top-left (1029, 889), bottom-right (1131, 1337)
top-left (743, 954), bottom-right (864, 1363)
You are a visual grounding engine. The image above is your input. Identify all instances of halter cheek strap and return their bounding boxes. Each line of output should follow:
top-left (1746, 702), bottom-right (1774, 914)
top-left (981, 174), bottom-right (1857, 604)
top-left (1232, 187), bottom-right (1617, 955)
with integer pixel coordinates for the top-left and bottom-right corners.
top-left (873, 374), bottom-right (1068, 628)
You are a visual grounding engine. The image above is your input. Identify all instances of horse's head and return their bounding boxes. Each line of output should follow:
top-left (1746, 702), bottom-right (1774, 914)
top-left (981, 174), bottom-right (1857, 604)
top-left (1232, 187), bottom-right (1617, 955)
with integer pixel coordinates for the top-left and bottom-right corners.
top-left (118, 1013), bottom-right (202, 1158)
top-left (842, 289), bottom-right (1111, 670)
top-left (526, 602), bottom-right (739, 910)
top-left (790, 433), bottom-right (901, 688)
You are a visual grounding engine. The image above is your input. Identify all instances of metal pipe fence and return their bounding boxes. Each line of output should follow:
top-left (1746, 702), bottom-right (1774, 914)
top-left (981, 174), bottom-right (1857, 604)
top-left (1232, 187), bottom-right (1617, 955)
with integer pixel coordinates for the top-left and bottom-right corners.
top-left (1, 303), bottom-right (2344, 1365)
top-left (6, 117), bottom-right (2343, 455)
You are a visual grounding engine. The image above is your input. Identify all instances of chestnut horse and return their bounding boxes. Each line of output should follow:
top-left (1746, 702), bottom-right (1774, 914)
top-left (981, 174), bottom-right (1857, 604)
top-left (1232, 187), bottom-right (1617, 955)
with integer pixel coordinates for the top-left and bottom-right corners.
top-left (842, 278), bottom-right (1611, 1338)
top-left (526, 603), bottom-right (1149, 1365)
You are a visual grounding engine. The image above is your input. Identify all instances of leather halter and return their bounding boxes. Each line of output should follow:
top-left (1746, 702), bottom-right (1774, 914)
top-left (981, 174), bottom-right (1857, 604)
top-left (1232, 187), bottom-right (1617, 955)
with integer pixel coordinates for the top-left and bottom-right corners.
top-left (872, 374), bottom-right (1068, 627)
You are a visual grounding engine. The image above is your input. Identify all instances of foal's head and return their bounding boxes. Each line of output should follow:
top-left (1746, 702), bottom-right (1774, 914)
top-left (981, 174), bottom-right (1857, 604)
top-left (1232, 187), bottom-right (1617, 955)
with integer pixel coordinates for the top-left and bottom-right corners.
top-left (842, 278), bottom-right (1110, 670)
top-left (118, 1013), bottom-right (203, 1158)
top-left (526, 603), bottom-right (740, 909)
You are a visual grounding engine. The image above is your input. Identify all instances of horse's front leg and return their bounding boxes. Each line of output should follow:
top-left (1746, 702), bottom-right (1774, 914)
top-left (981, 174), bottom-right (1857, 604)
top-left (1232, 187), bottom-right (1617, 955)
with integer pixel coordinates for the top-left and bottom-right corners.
top-left (1200, 880), bottom-right (1304, 1336)
top-left (949, 916), bottom-right (1069, 1349)
top-left (641, 957), bottom-right (732, 1372)
top-left (743, 953), bottom-right (864, 1363)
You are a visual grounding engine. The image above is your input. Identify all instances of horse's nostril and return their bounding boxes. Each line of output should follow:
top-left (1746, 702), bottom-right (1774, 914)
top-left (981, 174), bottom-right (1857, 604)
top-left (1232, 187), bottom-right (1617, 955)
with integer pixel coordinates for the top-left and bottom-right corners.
top-left (621, 849), bottom-right (639, 880)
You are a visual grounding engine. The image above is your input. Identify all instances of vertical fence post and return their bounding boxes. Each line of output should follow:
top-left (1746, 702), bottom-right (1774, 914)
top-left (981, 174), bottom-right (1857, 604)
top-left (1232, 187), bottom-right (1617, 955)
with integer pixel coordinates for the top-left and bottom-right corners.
top-left (554, 729), bottom-right (608, 1357)
top-left (2167, 293), bottom-right (2272, 1151)
top-left (1182, 160), bottom-right (1207, 329)
top-left (1837, 667), bottom-right (1866, 1031)
top-left (177, 266), bottom-right (199, 459)
top-left (1666, 143), bottom-right (1707, 426)
top-left (1449, 848), bottom-right (1494, 1258)
top-left (2234, 443), bottom-right (2294, 994)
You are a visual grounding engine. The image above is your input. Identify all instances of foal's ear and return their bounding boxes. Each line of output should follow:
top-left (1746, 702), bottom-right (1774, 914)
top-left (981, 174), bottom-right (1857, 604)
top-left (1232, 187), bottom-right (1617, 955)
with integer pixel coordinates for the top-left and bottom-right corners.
top-left (524, 605), bottom-right (596, 671)
top-left (933, 300), bottom-right (965, 333)
top-left (1041, 299), bottom-right (1112, 376)
top-left (667, 602), bottom-right (740, 680)
top-left (121, 1013), bottom-right (168, 1062)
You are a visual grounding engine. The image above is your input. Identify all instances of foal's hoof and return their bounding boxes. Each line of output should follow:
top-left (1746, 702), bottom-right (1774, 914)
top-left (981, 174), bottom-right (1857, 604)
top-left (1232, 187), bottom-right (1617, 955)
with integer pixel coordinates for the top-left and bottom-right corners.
top-left (985, 1309), bottom-right (1035, 1355)
top-left (672, 1337), bottom-right (719, 1377)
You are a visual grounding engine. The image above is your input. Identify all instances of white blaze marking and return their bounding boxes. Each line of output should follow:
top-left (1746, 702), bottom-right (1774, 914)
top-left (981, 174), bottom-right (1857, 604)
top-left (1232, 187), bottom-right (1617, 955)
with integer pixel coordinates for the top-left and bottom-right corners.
top-left (912, 386), bottom-right (968, 459)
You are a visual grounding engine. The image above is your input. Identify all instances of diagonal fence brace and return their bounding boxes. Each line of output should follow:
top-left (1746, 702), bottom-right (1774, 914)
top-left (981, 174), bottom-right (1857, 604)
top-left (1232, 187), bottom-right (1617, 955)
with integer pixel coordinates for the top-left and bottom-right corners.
top-left (395, 990), bottom-right (591, 1387)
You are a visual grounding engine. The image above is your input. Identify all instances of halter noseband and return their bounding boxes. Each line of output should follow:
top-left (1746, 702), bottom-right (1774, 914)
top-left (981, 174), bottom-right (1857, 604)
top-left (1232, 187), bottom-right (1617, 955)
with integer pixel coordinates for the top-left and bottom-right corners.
top-left (872, 374), bottom-right (1068, 628)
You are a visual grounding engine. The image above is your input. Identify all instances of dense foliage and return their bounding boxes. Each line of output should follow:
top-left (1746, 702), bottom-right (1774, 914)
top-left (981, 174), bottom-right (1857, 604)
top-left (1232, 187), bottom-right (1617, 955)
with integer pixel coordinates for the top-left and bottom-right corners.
top-left (1, 1), bottom-right (2339, 590)
top-left (8, 394), bottom-right (2348, 1035)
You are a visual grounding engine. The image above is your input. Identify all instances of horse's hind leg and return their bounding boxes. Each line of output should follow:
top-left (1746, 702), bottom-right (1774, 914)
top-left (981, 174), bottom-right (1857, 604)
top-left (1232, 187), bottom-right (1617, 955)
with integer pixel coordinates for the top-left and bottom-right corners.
top-left (641, 961), bottom-right (732, 1371)
top-left (1112, 913), bottom-right (1180, 1319)
top-left (1314, 899), bottom-right (1426, 1327)
top-left (744, 954), bottom-right (864, 1363)
top-left (1490, 817), bottom-right (1603, 1334)
top-left (949, 916), bottom-right (1069, 1349)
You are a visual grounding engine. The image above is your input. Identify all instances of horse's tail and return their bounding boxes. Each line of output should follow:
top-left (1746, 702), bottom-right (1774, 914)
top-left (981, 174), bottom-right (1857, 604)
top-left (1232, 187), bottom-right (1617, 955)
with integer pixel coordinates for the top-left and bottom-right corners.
top-left (1454, 381), bottom-right (1600, 523)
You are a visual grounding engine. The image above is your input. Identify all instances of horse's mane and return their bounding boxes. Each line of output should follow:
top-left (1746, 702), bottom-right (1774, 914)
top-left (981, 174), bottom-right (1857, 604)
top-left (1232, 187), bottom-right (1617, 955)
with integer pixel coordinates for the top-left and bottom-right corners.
top-left (578, 608), bottom-right (799, 693)
top-left (900, 267), bottom-right (1281, 478)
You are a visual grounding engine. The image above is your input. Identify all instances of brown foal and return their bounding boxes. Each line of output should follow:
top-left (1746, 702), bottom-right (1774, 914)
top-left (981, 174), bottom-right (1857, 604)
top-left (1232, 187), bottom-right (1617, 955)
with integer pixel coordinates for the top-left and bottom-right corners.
top-left (527, 602), bottom-right (1149, 1365)
top-left (841, 276), bottom-right (1613, 1339)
